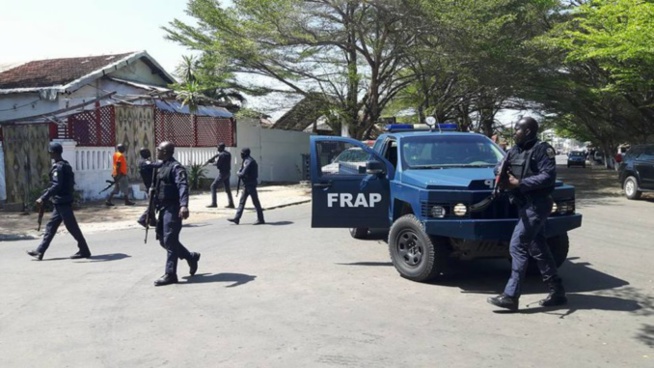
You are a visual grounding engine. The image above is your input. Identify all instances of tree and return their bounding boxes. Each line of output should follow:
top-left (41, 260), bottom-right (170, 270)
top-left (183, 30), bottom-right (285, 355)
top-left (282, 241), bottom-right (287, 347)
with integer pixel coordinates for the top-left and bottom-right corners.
top-left (164, 0), bottom-right (417, 139)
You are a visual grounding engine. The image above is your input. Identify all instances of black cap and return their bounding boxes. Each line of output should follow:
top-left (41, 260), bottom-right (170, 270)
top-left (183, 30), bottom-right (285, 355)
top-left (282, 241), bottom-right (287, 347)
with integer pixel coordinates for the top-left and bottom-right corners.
top-left (241, 147), bottom-right (251, 156)
top-left (48, 142), bottom-right (63, 154)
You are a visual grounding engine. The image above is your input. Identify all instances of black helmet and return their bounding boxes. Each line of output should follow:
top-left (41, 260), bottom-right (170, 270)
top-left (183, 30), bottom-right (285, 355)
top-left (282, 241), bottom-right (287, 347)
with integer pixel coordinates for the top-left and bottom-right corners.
top-left (139, 147), bottom-right (151, 159)
top-left (48, 142), bottom-right (63, 154)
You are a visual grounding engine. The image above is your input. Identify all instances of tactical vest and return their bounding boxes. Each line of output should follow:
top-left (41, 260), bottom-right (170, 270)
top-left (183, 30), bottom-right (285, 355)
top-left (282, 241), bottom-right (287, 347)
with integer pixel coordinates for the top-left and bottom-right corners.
top-left (509, 141), bottom-right (554, 197)
top-left (51, 160), bottom-right (75, 204)
top-left (157, 160), bottom-right (181, 204)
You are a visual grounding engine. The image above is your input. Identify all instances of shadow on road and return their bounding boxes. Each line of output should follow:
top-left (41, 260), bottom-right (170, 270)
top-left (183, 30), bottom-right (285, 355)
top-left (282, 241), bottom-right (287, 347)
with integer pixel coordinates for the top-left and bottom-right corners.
top-left (181, 272), bottom-right (256, 287)
top-left (256, 221), bottom-right (294, 226)
top-left (336, 261), bottom-right (393, 267)
top-left (85, 253), bottom-right (131, 262)
top-left (427, 257), bottom-right (629, 296)
top-left (183, 223), bottom-right (212, 228)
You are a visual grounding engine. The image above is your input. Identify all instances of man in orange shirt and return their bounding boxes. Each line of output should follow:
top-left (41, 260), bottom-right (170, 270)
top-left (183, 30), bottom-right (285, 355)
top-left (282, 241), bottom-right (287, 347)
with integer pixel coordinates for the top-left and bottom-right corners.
top-left (106, 143), bottom-right (135, 206)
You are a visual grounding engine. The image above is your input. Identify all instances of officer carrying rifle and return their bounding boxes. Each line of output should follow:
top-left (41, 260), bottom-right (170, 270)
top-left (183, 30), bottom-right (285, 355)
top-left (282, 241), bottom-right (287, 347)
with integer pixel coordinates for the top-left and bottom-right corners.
top-left (26, 143), bottom-right (92, 261)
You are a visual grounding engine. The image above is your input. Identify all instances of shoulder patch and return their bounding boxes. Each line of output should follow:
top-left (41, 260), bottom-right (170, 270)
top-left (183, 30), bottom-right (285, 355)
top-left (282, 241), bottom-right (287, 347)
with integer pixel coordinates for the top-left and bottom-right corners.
top-left (546, 146), bottom-right (556, 158)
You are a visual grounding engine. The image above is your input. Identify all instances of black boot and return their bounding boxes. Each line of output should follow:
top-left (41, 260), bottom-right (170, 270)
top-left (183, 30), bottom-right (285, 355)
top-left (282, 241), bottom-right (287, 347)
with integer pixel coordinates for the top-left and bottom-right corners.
top-left (188, 252), bottom-right (201, 276)
top-left (540, 277), bottom-right (567, 307)
top-left (487, 293), bottom-right (519, 311)
top-left (154, 274), bottom-right (178, 286)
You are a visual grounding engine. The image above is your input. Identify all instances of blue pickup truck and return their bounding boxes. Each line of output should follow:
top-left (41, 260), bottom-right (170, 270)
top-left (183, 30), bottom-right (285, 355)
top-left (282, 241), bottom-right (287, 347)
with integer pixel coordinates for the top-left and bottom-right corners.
top-left (310, 125), bottom-right (582, 282)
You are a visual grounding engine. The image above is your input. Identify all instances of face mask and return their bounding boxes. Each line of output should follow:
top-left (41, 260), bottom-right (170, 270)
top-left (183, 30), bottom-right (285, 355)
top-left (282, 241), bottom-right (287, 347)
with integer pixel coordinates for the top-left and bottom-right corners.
top-left (240, 153), bottom-right (246, 159)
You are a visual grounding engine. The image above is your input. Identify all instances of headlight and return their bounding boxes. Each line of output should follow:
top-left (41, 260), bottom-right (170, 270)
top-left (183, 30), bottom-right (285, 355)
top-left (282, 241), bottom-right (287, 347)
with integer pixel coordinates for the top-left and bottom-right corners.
top-left (453, 203), bottom-right (467, 217)
top-left (431, 206), bottom-right (446, 218)
top-left (552, 200), bottom-right (575, 215)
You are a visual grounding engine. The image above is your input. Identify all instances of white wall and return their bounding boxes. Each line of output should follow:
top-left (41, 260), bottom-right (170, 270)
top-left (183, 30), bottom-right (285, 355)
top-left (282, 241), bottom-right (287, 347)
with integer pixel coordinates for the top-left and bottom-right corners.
top-left (236, 117), bottom-right (311, 183)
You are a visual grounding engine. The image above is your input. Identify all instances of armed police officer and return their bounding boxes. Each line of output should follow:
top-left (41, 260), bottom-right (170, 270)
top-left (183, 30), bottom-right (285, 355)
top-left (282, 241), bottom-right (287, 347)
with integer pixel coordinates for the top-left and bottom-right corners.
top-left (27, 143), bottom-right (92, 261)
top-left (487, 117), bottom-right (567, 311)
top-left (206, 142), bottom-right (235, 209)
top-left (152, 141), bottom-right (201, 286)
top-left (227, 148), bottom-right (264, 225)
top-left (137, 147), bottom-right (156, 228)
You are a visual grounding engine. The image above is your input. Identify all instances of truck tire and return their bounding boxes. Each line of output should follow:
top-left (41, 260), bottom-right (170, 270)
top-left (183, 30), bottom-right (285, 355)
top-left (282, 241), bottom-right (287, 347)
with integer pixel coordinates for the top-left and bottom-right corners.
top-left (623, 176), bottom-right (642, 200)
top-left (525, 233), bottom-right (569, 275)
top-left (349, 227), bottom-right (368, 239)
top-left (388, 214), bottom-right (446, 282)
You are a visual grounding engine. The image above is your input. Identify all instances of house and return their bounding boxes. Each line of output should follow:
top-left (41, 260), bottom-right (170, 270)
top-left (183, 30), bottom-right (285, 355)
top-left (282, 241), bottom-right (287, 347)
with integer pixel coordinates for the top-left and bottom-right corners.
top-left (0, 51), bottom-right (310, 209)
top-left (272, 94), bottom-right (335, 135)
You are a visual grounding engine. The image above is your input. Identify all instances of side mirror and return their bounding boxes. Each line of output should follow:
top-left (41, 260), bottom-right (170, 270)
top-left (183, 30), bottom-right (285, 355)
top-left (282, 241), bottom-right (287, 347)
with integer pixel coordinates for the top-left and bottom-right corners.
top-left (366, 160), bottom-right (386, 176)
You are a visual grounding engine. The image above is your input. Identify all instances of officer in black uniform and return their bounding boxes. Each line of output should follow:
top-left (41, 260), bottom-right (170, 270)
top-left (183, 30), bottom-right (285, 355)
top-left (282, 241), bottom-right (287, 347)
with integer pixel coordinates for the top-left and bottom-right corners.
top-left (137, 147), bottom-right (157, 228)
top-left (153, 141), bottom-right (201, 286)
top-left (27, 143), bottom-right (92, 261)
top-left (227, 148), bottom-right (265, 225)
top-left (206, 142), bottom-right (235, 209)
top-left (487, 117), bottom-right (567, 311)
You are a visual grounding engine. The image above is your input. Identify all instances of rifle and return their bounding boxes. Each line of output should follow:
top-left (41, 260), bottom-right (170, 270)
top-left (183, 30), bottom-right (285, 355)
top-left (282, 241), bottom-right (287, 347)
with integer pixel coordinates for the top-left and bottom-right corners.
top-left (469, 154), bottom-right (511, 212)
top-left (144, 168), bottom-right (158, 244)
top-left (36, 202), bottom-right (45, 231)
top-left (98, 179), bottom-right (115, 194)
top-left (236, 178), bottom-right (242, 197)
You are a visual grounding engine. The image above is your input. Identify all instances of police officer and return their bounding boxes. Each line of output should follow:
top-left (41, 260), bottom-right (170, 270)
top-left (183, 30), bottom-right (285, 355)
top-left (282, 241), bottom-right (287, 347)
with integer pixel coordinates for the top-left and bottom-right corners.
top-left (206, 142), bottom-right (235, 209)
top-left (153, 141), bottom-right (201, 286)
top-left (487, 117), bottom-right (567, 311)
top-left (27, 143), bottom-right (92, 261)
top-left (137, 147), bottom-right (156, 228)
top-left (227, 148), bottom-right (264, 225)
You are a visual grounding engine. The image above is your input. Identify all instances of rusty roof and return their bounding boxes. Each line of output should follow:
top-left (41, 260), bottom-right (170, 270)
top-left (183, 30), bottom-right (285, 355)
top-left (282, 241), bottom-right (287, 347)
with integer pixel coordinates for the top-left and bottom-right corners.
top-left (0, 53), bottom-right (136, 90)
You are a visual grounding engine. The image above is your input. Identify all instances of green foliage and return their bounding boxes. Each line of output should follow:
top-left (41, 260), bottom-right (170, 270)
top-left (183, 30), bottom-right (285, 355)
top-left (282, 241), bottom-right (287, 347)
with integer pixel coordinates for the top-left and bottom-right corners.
top-left (186, 162), bottom-right (208, 191)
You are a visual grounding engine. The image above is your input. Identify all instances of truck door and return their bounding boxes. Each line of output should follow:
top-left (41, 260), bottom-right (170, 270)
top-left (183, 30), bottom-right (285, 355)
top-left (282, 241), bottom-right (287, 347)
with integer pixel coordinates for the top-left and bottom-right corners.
top-left (635, 145), bottom-right (654, 189)
top-left (310, 136), bottom-right (392, 228)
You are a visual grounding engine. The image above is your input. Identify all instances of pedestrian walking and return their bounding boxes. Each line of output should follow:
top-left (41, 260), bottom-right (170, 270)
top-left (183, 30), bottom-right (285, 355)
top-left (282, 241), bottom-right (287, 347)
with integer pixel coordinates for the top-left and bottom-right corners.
top-left (228, 148), bottom-right (264, 225)
top-left (206, 142), bottom-right (235, 209)
top-left (487, 117), bottom-right (567, 311)
top-left (106, 143), bottom-right (135, 206)
top-left (152, 141), bottom-right (200, 286)
top-left (26, 142), bottom-right (91, 261)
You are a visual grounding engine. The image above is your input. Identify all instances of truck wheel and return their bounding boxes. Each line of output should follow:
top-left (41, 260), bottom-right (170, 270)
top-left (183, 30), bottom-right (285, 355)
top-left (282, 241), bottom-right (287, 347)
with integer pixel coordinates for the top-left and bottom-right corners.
top-left (526, 234), bottom-right (570, 275)
top-left (349, 227), bottom-right (368, 239)
top-left (388, 214), bottom-right (446, 282)
top-left (623, 176), bottom-right (642, 200)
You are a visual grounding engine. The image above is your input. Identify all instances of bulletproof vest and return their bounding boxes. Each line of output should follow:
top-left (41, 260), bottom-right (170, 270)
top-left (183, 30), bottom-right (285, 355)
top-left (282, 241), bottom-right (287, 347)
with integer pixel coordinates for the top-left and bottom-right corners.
top-left (240, 157), bottom-right (258, 186)
top-left (508, 141), bottom-right (554, 199)
top-left (51, 160), bottom-right (75, 204)
top-left (217, 151), bottom-right (231, 173)
top-left (508, 142), bottom-right (540, 181)
top-left (157, 159), bottom-right (181, 203)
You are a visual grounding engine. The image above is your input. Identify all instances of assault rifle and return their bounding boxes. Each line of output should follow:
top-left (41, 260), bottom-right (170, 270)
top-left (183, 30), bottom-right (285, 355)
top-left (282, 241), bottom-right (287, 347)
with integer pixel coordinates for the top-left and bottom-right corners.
top-left (236, 178), bottom-right (242, 197)
top-left (144, 168), bottom-right (158, 244)
top-left (36, 202), bottom-right (45, 231)
top-left (469, 154), bottom-right (511, 212)
top-left (98, 179), bottom-right (115, 194)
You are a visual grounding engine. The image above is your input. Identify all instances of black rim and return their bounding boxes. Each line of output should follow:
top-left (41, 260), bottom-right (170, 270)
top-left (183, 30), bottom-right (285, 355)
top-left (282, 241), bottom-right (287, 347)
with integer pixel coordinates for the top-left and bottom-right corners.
top-left (395, 229), bottom-right (423, 267)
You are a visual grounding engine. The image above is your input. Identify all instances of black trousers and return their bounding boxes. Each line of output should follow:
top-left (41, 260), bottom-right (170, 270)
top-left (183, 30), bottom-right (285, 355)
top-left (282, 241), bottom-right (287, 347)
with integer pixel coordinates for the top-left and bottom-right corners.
top-left (234, 185), bottom-right (264, 222)
top-left (156, 204), bottom-right (193, 275)
top-left (210, 173), bottom-right (234, 206)
top-left (37, 203), bottom-right (90, 255)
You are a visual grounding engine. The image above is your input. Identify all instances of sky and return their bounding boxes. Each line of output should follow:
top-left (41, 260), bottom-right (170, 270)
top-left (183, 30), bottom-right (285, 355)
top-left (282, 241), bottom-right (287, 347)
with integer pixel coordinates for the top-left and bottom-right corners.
top-left (0, 0), bottom-right (200, 77)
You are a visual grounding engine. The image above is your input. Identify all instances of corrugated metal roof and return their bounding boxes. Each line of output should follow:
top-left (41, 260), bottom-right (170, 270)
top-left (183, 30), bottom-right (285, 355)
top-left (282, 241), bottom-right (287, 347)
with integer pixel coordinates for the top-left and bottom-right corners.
top-left (154, 100), bottom-right (233, 118)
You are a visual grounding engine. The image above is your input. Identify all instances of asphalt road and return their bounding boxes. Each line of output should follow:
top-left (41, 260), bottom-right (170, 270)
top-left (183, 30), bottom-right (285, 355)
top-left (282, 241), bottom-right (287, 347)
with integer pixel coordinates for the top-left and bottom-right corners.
top-left (0, 162), bottom-right (652, 367)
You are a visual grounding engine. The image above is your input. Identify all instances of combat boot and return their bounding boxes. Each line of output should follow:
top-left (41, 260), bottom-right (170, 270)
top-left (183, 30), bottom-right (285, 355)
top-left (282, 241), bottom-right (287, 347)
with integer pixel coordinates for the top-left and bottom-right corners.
top-left (154, 274), bottom-right (178, 286)
top-left (487, 293), bottom-right (519, 311)
top-left (540, 277), bottom-right (567, 307)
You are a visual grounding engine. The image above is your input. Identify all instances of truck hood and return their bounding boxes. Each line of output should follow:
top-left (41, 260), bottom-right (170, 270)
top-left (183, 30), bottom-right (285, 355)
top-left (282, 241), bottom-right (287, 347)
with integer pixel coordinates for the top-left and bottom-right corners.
top-left (401, 168), bottom-right (495, 190)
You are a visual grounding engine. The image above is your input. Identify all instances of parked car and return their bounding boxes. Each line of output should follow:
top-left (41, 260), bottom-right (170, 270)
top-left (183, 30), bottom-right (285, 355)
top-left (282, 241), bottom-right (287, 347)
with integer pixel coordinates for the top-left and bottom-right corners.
top-left (567, 150), bottom-right (587, 168)
top-left (617, 144), bottom-right (654, 199)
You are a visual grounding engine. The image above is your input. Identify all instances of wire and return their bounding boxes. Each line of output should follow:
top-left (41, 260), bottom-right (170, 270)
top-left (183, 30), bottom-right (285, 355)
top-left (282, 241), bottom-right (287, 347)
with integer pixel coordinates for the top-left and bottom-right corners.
top-left (0, 98), bottom-right (41, 112)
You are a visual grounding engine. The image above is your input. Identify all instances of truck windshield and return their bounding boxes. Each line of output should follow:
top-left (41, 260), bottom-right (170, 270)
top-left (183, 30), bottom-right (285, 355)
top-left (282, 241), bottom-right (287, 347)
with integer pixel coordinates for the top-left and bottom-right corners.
top-left (401, 135), bottom-right (504, 169)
